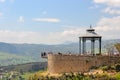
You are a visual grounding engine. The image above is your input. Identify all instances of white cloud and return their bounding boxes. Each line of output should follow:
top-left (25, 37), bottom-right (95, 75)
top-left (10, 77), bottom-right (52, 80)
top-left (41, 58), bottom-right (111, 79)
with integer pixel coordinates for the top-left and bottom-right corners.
top-left (103, 7), bottom-right (120, 14)
top-left (93, 0), bottom-right (120, 15)
top-left (0, 26), bottom-right (85, 44)
top-left (18, 16), bottom-right (24, 23)
top-left (93, 0), bottom-right (106, 3)
top-left (46, 27), bottom-right (85, 44)
top-left (96, 16), bottom-right (120, 26)
top-left (59, 16), bottom-right (120, 42)
top-left (93, 0), bottom-right (120, 39)
top-left (61, 28), bottom-right (82, 36)
top-left (61, 20), bottom-right (120, 40)
top-left (0, 30), bottom-right (44, 44)
top-left (93, 0), bottom-right (120, 7)
top-left (89, 5), bottom-right (99, 9)
top-left (0, 0), bottom-right (5, 3)
top-left (0, 0), bottom-right (14, 3)
top-left (0, 20), bottom-right (119, 44)
top-left (95, 16), bottom-right (120, 39)
top-left (32, 18), bottom-right (60, 23)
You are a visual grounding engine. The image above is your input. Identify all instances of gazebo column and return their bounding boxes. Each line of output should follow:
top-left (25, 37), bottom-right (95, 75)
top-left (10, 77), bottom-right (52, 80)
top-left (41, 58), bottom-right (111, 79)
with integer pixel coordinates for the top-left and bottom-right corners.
top-left (99, 38), bottom-right (101, 54)
top-left (84, 39), bottom-right (86, 54)
top-left (82, 38), bottom-right (86, 54)
top-left (79, 37), bottom-right (81, 55)
top-left (91, 38), bottom-right (95, 55)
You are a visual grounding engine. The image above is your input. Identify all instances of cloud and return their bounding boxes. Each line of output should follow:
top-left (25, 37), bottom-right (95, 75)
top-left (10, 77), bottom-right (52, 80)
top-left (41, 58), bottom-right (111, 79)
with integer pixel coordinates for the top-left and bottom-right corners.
top-left (59, 16), bottom-right (120, 42)
top-left (93, 0), bottom-right (120, 15)
top-left (0, 27), bottom-right (85, 44)
top-left (95, 16), bottom-right (120, 39)
top-left (0, 30), bottom-right (44, 44)
top-left (0, 20), bottom-right (119, 44)
top-left (61, 19), bottom-right (120, 41)
top-left (58, 17), bottom-right (120, 41)
top-left (0, 0), bottom-right (5, 3)
top-left (93, 0), bottom-right (120, 39)
top-left (32, 18), bottom-right (60, 23)
top-left (18, 16), bottom-right (24, 23)
top-left (93, 0), bottom-right (120, 7)
top-left (89, 5), bottom-right (99, 9)
top-left (0, 0), bottom-right (14, 3)
top-left (103, 7), bottom-right (120, 15)
top-left (61, 28), bottom-right (83, 36)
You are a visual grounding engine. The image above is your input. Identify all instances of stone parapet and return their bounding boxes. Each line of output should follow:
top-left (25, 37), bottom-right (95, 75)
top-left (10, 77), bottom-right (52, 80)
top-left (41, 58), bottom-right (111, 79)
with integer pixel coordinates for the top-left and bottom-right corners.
top-left (48, 54), bottom-right (120, 73)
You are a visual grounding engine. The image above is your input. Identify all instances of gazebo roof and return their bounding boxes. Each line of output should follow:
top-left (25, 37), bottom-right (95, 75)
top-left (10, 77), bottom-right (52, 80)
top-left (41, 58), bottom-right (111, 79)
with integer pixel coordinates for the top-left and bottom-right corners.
top-left (80, 27), bottom-right (101, 38)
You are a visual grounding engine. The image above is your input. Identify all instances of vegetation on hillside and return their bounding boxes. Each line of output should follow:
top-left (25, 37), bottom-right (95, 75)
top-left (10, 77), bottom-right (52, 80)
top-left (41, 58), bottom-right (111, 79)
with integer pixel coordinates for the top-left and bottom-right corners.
top-left (2, 64), bottom-right (120, 80)
top-left (28, 72), bottom-right (120, 80)
top-left (0, 62), bottom-right (47, 72)
top-left (0, 52), bottom-right (38, 66)
top-left (0, 62), bottom-right (47, 80)
top-left (28, 64), bottom-right (120, 80)
top-left (115, 43), bottom-right (120, 53)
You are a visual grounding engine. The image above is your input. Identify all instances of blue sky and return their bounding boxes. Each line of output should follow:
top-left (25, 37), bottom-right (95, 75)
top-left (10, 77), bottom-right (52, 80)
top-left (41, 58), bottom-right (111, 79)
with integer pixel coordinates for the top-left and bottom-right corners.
top-left (0, 0), bottom-right (120, 44)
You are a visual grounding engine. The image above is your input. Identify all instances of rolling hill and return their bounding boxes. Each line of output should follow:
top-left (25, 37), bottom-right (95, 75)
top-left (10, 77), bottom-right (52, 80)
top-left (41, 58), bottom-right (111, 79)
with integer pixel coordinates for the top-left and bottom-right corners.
top-left (0, 39), bottom-right (119, 66)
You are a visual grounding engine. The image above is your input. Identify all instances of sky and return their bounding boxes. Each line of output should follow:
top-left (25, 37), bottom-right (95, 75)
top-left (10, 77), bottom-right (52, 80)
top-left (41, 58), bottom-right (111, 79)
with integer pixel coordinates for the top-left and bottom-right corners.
top-left (0, 0), bottom-right (120, 44)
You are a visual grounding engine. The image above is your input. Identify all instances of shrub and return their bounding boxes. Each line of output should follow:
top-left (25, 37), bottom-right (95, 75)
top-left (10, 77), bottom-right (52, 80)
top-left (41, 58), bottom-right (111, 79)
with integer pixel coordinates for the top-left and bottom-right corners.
top-left (112, 73), bottom-right (120, 80)
top-left (115, 64), bottom-right (120, 72)
top-left (101, 65), bottom-right (115, 71)
top-left (101, 66), bottom-right (108, 71)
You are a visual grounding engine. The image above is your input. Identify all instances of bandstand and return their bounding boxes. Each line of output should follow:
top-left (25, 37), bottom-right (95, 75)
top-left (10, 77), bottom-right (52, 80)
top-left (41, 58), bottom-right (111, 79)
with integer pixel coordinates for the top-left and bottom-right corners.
top-left (79, 26), bottom-right (102, 55)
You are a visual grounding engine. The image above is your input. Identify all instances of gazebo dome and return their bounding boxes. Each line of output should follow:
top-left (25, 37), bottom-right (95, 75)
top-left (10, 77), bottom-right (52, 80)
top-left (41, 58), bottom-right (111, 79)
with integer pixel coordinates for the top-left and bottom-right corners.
top-left (81, 27), bottom-right (101, 38)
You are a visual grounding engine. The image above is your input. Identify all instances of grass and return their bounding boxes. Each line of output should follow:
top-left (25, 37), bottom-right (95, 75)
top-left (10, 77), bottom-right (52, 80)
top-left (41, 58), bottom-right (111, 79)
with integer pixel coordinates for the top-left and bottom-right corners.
top-left (22, 72), bottom-right (35, 80)
top-left (22, 70), bottom-right (47, 80)
top-left (112, 72), bottom-right (120, 80)
top-left (26, 67), bottom-right (120, 80)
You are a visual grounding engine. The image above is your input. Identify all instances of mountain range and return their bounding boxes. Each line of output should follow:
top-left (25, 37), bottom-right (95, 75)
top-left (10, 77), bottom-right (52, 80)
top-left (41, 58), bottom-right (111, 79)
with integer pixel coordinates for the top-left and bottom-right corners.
top-left (0, 39), bottom-right (120, 66)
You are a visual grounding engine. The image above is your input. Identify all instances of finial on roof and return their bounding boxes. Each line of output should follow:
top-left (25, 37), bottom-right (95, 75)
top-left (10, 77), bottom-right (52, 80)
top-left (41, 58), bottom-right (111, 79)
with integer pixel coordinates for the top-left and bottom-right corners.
top-left (87, 25), bottom-right (95, 32)
top-left (90, 25), bottom-right (92, 29)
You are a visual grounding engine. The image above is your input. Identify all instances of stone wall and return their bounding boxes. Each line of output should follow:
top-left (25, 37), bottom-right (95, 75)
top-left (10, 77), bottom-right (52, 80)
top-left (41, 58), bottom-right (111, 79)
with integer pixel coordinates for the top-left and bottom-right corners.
top-left (48, 54), bottom-right (120, 74)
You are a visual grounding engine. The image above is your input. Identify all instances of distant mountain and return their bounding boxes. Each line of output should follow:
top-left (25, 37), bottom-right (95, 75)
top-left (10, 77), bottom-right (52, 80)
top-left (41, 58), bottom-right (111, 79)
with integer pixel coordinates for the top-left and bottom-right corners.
top-left (0, 39), bottom-right (120, 55)
top-left (0, 39), bottom-right (120, 66)
top-left (0, 42), bottom-right (18, 53)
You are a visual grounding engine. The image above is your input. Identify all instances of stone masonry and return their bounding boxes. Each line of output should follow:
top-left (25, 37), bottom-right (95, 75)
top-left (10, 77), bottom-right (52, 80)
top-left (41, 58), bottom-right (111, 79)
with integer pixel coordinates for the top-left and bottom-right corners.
top-left (48, 54), bottom-right (120, 74)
